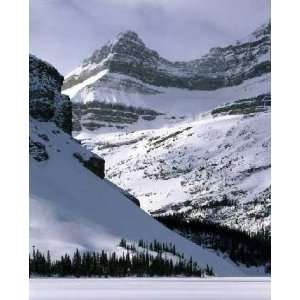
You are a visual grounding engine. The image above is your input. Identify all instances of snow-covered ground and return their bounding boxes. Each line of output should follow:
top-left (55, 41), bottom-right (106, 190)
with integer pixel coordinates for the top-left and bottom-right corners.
top-left (31, 119), bottom-right (263, 276)
top-left (30, 277), bottom-right (270, 300)
top-left (78, 110), bottom-right (270, 233)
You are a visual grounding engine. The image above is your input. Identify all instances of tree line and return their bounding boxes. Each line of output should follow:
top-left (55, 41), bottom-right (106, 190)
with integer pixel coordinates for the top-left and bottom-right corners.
top-left (29, 240), bottom-right (214, 277)
top-left (119, 238), bottom-right (184, 258)
top-left (155, 214), bottom-right (271, 272)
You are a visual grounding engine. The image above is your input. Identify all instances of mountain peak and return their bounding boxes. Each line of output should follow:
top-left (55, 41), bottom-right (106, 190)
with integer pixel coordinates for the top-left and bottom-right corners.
top-left (81, 30), bottom-right (145, 67)
top-left (65, 22), bottom-right (270, 92)
top-left (111, 30), bottom-right (145, 48)
top-left (115, 30), bottom-right (140, 41)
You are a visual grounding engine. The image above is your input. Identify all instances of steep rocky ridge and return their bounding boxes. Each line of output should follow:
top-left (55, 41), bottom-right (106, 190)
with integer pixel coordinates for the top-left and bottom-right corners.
top-left (29, 54), bottom-right (105, 181)
top-left (62, 23), bottom-right (270, 134)
top-left (30, 54), bottom-right (72, 134)
top-left (63, 22), bottom-right (270, 92)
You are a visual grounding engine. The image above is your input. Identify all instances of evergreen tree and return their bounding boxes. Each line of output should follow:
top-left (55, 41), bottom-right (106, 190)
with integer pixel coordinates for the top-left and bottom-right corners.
top-left (29, 239), bottom-right (214, 278)
top-left (46, 250), bottom-right (51, 276)
top-left (72, 249), bottom-right (82, 277)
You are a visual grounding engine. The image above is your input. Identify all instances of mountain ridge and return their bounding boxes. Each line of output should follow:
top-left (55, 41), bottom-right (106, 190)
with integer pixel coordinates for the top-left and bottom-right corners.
top-left (63, 22), bottom-right (270, 91)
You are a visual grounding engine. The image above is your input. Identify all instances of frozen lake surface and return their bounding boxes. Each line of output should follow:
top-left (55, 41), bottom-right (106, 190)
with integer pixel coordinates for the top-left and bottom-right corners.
top-left (30, 277), bottom-right (270, 300)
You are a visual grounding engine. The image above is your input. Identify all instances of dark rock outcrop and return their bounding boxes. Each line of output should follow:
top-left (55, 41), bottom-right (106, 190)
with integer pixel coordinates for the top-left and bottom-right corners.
top-left (30, 54), bottom-right (72, 134)
top-left (72, 101), bottom-right (162, 132)
top-left (211, 93), bottom-right (271, 116)
top-left (73, 152), bottom-right (105, 179)
top-left (121, 191), bottom-right (140, 207)
top-left (29, 138), bottom-right (49, 161)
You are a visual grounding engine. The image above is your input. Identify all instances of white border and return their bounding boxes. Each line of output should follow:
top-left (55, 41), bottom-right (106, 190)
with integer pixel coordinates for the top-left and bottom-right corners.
top-left (1, 0), bottom-right (300, 299)
top-left (272, 0), bottom-right (300, 299)
top-left (0, 0), bottom-right (29, 298)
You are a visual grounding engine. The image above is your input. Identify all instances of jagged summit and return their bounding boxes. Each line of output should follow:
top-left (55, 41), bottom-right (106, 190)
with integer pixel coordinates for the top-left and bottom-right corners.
top-left (64, 22), bottom-right (270, 92)
top-left (81, 30), bottom-right (147, 67)
top-left (110, 29), bottom-right (158, 60)
top-left (114, 30), bottom-right (143, 44)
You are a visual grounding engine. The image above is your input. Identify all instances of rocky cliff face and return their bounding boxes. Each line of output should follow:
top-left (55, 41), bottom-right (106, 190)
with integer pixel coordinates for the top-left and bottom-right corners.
top-left (63, 22), bottom-right (270, 92)
top-left (29, 54), bottom-right (106, 180)
top-left (72, 101), bottom-right (163, 132)
top-left (30, 54), bottom-right (72, 134)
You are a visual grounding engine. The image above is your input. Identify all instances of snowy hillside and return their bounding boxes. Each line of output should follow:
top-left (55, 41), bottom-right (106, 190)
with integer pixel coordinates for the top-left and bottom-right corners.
top-left (30, 54), bottom-right (266, 276)
top-left (79, 107), bottom-right (270, 234)
top-left (30, 119), bottom-right (257, 276)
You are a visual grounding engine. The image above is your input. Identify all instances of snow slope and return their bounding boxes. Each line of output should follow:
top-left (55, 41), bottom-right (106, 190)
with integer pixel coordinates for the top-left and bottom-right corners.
top-left (79, 110), bottom-right (270, 234)
top-left (29, 119), bottom-right (259, 276)
top-left (63, 69), bottom-right (109, 99)
top-left (65, 73), bottom-right (270, 136)
top-left (64, 73), bottom-right (270, 117)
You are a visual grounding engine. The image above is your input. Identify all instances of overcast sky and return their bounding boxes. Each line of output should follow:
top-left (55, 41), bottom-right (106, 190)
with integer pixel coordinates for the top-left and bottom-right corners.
top-left (30, 0), bottom-right (270, 75)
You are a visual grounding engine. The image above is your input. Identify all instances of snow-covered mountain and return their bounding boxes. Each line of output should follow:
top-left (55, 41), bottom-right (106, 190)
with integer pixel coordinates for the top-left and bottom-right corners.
top-left (69, 105), bottom-right (271, 235)
top-left (60, 23), bottom-right (271, 237)
top-left (81, 103), bottom-right (270, 234)
top-left (62, 22), bottom-right (270, 133)
top-left (30, 54), bottom-right (265, 276)
top-left (63, 22), bottom-right (270, 92)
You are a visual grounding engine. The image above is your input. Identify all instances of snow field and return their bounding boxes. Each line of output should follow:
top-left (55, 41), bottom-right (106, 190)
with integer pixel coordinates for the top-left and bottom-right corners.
top-left (30, 277), bottom-right (271, 300)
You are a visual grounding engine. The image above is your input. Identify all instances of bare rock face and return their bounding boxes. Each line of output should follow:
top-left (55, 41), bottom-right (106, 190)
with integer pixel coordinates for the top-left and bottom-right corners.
top-left (72, 101), bottom-right (163, 133)
top-left (29, 54), bottom-right (105, 179)
top-left (121, 191), bottom-right (140, 207)
top-left (73, 152), bottom-right (105, 179)
top-left (29, 138), bottom-right (49, 161)
top-left (29, 54), bottom-right (72, 134)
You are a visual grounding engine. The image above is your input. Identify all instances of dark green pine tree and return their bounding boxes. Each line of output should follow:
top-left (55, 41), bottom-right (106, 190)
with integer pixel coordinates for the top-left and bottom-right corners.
top-left (46, 250), bottom-right (51, 276)
top-left (72, 249), bottom-right (82, 277)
